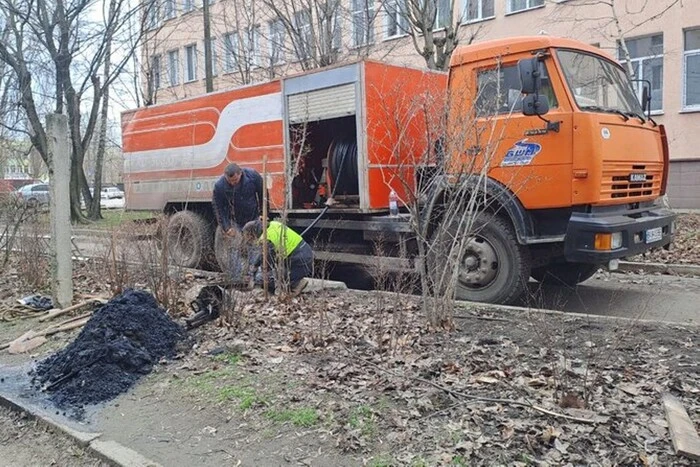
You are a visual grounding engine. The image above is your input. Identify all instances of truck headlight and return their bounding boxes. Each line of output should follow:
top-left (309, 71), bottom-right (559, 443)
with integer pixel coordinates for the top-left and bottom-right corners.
top-left (594, 232), bottom-right (623, 250)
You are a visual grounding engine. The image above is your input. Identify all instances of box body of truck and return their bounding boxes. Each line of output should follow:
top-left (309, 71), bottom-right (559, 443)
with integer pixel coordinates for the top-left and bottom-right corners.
top-left (122, 60), bottom-right (446, 214)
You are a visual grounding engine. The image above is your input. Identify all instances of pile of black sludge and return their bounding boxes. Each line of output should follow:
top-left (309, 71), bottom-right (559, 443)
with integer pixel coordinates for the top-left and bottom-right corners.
top-left (33, 289), bottom-right (183, 415)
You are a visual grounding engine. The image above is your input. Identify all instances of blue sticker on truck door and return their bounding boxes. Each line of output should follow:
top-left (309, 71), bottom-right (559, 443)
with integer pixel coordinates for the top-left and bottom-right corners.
top-left (501, 139), bottom-right (542, 166)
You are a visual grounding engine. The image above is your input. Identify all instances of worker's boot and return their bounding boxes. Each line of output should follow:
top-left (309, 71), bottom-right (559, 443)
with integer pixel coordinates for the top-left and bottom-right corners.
top-left (291, 278), bottom-right (308, 296)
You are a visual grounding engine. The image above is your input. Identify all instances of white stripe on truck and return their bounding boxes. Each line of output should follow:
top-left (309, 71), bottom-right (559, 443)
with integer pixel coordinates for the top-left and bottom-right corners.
top-left (123, 92), bottom-right (283, 173)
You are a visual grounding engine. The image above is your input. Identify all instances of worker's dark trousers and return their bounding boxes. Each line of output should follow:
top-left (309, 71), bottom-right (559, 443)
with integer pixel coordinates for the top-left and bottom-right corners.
top-left (287, 242), bottom-right (313, 288)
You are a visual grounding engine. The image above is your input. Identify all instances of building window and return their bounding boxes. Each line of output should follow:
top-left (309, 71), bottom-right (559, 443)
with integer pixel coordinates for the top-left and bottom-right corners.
top-left (320, 8), bottom-right (341, 53)
top-left (507, 0), bottom-right (544, 14)
top-left (223, 32), bottom-right (239, 71)
top-left (185, 44), bottom-right (197, 82)
top-left (151, 55), bottom-right (162, 90)
top-left (244, 26), bottom-right (261, 67)
top-left (182, 0), bottom-right (194, 13)
top-left (684, 28), bottom-right (700, 110)
top-left (269, 19), bottom-right (285, 64)
top-left (163, 0), bottom-right (176, 20)
top-left (352, 0), bottom-right (374, 47)
top-left (294, 9), bottom-right (312, 59)
top-left (208, 38), bottom-right (218, 76)
top-left (463, 0), bottom-right (494, 23)
top-left (167, 50), bottom-right (179, 86)
top-left (146, 0), bottom-right (159, 29)
top-left (434, 0), bottom-right (450, 30)
top-left (619, 34), bottom-right (664, 112)
top-left (385, 0), bottom-right (408, 38)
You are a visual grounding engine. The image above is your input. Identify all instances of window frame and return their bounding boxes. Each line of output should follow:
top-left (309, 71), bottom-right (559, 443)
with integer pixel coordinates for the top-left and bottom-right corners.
top-left (163, 0), bottom-right (177, 20)
top-left (683, 28), bottom-right (700, 112)
top-left (269, 19), bottom-right (286, 65)
top-left (506, 0), bottom-right (544, 15)
top-left (209, 37), bottom-right (218, 77)
top-left (294, 9), bottom-right (313, 59)
top-left (146, 0), bottom-right (160, 30)
top-left (151, 54), bottom-right (162, 90)
top-left (351, 0), bottom-right (374, 48)
top-left (184, 43), bottom-right (198, 82)
top-left (244, 25), bottom-right (262, 68)
top-left (619, 34), bottom-right (664, 114)
top-left (462, 0), bottom-right (495, 24)
top-left (182, 0), bottom-right (195, 14)
top-left (223, 32), bottom-right (240, 72)
top-left (384, 0), bottom-right (409, 39)
top-left (167, 49), bottom-right (179, 86)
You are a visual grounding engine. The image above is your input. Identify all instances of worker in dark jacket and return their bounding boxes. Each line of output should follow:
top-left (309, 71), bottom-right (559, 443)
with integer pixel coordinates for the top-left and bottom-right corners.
top-left (242, 219), bottom-right (313, 295)
top-left (212, 163), bottom-right (264, 236)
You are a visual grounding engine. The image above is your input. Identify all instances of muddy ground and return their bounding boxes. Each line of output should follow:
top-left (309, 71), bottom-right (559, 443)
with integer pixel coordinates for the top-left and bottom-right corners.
top-left (0, 254), bottom-right (698, 466)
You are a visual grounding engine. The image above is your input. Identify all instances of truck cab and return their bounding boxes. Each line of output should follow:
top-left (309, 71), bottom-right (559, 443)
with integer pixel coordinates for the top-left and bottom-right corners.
top-left (439, 37), bottom-right (674, 300)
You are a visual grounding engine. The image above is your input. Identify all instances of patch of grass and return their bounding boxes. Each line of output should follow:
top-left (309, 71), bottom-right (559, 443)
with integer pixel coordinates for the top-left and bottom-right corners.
top-left (265, 407), bottom-right (319, 427)
top-left (410, 457), bottom-right (428, 467)
top-left (91, 210), bottom-right (157, 230)
top-left (451, 456), bottom-right (468, 466)
top-left (213, 351), bottom-right (243, 366)
top-left (217, 385), bottom-right (265, 410)
top-left (368, 455), bottom-right (394, 467)
top-left (348, 404), bottom-right (377, 438)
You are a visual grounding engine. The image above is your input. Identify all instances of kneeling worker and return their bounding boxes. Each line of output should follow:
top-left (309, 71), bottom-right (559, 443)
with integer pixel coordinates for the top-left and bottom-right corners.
top-left (242, 219), bottom-right (313, 294)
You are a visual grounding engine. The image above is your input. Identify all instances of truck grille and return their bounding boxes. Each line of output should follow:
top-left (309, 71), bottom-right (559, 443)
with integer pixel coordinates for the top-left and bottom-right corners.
top-left (601, 162), bottom-right (663, 202)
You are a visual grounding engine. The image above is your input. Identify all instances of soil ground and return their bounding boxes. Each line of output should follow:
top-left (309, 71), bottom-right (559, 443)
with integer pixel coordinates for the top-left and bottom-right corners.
top-left (0, 266), bottom-right (698, 465)
top-left (0, 215), bottom-right (699, 466)
top-left (0, 406), bottom-right (106, 466)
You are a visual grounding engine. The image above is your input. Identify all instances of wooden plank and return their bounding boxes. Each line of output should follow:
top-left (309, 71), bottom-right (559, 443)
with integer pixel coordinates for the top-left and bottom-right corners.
top-left (663, 393), bottom-right (700, 461)
top-left (37, 299), bottom-right (104, 323)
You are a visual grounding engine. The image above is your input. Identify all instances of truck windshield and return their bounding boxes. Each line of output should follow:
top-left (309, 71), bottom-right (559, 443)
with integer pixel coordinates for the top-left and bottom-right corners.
top-left (556, 49), bottom-right (645, 118)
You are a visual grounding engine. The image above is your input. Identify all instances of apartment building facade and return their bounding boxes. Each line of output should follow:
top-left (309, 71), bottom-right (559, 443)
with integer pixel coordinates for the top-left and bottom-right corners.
top-left (141, 0), bottom-right (700, 207)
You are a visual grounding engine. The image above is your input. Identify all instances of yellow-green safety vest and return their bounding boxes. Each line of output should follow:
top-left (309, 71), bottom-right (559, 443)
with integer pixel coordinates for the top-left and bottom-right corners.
top-left (259, 221), bottom-right (303, 258)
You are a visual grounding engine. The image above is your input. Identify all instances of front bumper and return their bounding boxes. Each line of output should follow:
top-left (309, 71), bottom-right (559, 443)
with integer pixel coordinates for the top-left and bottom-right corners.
top-left (564, 206), bottom-right (675, 263)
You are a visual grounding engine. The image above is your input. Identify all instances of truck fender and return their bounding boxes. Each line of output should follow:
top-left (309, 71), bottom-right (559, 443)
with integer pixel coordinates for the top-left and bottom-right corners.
top-left (421, 175), bottom-right (534, 245)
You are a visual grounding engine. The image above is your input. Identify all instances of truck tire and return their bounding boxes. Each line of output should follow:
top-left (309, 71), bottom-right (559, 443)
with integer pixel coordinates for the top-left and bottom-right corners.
top-left (428, 213), bottom-right (531, 305)
top-left (531, 263), bottom-right (600, 286)
top-left (165, 211), bottom-right (213, 269)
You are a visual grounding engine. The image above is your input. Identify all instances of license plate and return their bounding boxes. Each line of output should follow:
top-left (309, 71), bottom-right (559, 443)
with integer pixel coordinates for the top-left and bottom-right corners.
top-left (629, 173), bottom-right (647, 182)
top-left (645, 227), bottom-right (663, 244)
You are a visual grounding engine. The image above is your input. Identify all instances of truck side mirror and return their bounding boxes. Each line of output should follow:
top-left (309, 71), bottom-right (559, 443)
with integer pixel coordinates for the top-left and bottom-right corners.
top-left (522, 94), bottom-right (550, 116)
top-left (518, 58), bottom-right (542, 95)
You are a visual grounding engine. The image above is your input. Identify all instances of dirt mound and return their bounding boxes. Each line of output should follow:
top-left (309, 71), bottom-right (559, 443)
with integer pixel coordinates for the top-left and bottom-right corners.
top-left (33, 289), bottom-right (183, 415)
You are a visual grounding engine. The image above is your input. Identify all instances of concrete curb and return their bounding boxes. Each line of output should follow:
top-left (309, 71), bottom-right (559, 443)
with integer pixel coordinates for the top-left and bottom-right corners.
top-left (349, 288), bottom-right (699, 327)
top-left (616, 260), bottom-right (700, 277)
top-left (0, 390), bottom-right (161, 467)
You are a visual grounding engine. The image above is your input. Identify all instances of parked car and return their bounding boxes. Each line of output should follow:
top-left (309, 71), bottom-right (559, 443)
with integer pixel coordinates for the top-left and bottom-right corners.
top-left (101, 186), bottom-right (124, 199)
top-left (14, 183), bottom-right (50, 207)
top-left (0, 178), bottom-right (40, 202)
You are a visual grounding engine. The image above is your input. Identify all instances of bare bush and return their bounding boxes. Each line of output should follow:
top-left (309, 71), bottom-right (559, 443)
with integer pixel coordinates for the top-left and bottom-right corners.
top-left (15, 208), bottom-right (50, 291)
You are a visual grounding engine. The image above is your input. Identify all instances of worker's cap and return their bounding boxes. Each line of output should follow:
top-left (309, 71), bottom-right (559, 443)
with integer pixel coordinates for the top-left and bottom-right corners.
top-left (242, 219), bottom-right (263, 238)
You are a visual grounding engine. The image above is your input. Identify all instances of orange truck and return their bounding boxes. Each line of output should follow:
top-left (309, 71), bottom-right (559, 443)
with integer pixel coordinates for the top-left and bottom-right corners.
top-left (122, 36), bottom-right (675, 304)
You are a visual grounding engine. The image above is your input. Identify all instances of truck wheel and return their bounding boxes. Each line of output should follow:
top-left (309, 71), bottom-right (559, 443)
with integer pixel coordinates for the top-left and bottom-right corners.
top-left (429, 213), bottom-right (531, 305)
top-left (165, 211), bottom-right (213, 269)
top-left (531, 263), bottom-right (600, 286)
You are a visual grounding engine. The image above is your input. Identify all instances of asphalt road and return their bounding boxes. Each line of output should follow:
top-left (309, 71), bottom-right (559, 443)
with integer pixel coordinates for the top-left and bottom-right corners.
top-left (523, 271), bottom-right (700, 324)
